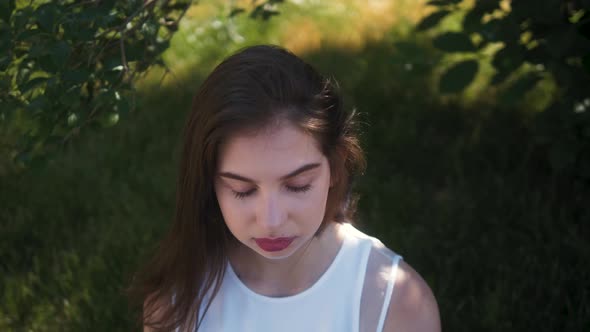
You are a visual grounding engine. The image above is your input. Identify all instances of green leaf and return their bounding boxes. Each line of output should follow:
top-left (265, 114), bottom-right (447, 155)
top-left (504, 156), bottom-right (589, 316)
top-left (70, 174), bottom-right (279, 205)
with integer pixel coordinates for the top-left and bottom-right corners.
top-left (36, 3), bottom-right (59, 32)
top-left (13, 7), bottom-right (33, 33)
top-left (27, 95), bottom-right (50, 113)
top-left (462, 0), bottom-right (500, 31)
top-left (249, 4), bottom-right (280, 21)
top-left (0, 95), bottom-right (22, 120)
top-left (141, 21), bottom-right (159, 38)
top-left (433, 32), bottom-right (476, 52)
top-left (493, 15), bottom-right (521, 44)
top-left (500, 73), bottom-right (542, 105)
top-left (163, 2), bottom-right (192, 11)
top-left (16, 65), bottom-right (31, 85)
top-left (427, 0), bottom-right (451, 6)
top-left (115, 97), bottom-right (130, 115)
top-left (63, 23), bottom-right (96, 41)
top-left (153, 40), bottom-right (170, 55)
top-left (62, 70), bottom-right (90, 84)
top-left (123, 41), bottom-right (144, 62)
top-left (416, 10), bottom-right (450, 31)
top-left (427, 0), bottom-right (461, 6)
top-left (50, 41), bottom-right (71, 70)
top-left (59, 87), bottom-right (81, 109)
top-left (569, 9), bottom-right (586, 24)
top-left (478, 19), bottom-right (502, 43)
top-left (101, 112), bottom-right (120, 127)
top-left (490, 45), bottom-right (524, 84)
top-left (0, 24), bottom-right (11, 51)
top-left (463, 10), bottom-right (482, 31)
top-left (15, 28), bottom-right (40, 42)
top-left (103, 56), bottom-right (123, 71)
top-left (229, 7), bottom-right (245, 17)
top-left (490, 67), bottom-right (512, 86)
top-left (29, 40), bottom-right (52, 58)
top-left (439, 60), bottom-right (479, 94)
top-left (100, 68), bottom-right (124, 86)
top-left (21, 77), bottom-right (48, 94)
top-left (0, 55), bottom-right (9, 71)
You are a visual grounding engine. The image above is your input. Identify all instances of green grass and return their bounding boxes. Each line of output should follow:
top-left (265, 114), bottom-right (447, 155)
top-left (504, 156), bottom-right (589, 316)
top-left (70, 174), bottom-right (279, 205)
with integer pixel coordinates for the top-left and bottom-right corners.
top-left (1, 1), bottom-right (588, 331)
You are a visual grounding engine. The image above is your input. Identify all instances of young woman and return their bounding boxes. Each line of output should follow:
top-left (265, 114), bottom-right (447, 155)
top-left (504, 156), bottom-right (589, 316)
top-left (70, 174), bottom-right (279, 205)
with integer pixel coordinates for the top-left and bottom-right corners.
top-left (132, 45), bottom-right (440, 332)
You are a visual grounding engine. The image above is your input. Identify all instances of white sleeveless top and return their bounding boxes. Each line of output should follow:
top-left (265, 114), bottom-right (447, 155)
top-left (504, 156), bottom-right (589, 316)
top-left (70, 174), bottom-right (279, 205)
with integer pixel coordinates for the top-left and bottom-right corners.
top-left (196, 223), bottom-right (402, 332)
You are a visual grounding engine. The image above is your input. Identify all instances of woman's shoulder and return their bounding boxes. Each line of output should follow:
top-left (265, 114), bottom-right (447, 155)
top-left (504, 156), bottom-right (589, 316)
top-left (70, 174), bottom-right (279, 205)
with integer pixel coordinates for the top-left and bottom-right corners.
top-left (382, 255), bottom-right (440, 332)
top-left (344, 223), bottom-right (440, 332)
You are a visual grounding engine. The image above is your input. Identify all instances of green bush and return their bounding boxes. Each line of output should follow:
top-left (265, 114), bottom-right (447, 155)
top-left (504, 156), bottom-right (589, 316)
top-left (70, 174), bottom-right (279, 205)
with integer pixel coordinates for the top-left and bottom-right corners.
top-left (417, 0), bottom-right (590, 183)
top-left (0, 0), bottom-right (191, 172)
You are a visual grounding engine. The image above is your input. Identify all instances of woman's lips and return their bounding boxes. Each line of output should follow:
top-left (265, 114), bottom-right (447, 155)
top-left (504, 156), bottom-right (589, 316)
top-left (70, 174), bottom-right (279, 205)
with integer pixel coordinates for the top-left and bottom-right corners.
top-left (254, 237), bottom-right (296, 252)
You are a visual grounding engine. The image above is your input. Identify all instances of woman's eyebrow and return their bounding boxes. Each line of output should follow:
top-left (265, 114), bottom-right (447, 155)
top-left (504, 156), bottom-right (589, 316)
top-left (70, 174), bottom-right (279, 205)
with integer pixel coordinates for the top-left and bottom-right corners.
top-left (218, 162), bottom-right (321, 184)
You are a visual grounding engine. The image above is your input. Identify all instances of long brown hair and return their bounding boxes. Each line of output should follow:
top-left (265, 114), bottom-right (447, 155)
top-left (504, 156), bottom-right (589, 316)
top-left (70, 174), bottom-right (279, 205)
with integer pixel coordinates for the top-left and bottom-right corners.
top-left (129, 45), bottom-right (366, 331)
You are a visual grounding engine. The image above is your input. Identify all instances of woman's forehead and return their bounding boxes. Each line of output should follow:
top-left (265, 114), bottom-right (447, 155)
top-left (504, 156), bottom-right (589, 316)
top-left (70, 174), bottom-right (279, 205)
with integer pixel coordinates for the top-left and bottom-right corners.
top-left (217, 123), bottom-right (325, 176)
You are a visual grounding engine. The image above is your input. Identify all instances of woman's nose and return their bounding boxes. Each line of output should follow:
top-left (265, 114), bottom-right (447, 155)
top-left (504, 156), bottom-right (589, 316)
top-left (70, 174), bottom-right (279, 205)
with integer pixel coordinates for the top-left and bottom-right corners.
top-left (256, 191), bottom-right (285, 232)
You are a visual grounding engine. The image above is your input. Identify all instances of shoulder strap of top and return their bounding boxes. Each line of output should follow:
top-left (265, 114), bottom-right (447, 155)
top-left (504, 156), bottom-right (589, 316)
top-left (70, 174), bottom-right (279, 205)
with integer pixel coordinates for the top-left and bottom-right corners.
top-left (352, 235), bottom-right (373, 331)
top-left (375, 254), bottom-right (401, 332)
top-left (357, 236), bottom-right (403, 332)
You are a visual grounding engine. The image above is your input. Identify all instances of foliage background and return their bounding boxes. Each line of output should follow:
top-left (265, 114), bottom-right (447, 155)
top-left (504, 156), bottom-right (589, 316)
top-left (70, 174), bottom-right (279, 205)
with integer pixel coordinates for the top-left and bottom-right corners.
top-left (1, 0), bottom-right (589, 331)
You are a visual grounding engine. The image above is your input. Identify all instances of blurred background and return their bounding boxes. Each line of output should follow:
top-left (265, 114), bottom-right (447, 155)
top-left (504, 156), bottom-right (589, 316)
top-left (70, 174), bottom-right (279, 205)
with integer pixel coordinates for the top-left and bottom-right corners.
top-left (1, 0), bottom-right (589, 331)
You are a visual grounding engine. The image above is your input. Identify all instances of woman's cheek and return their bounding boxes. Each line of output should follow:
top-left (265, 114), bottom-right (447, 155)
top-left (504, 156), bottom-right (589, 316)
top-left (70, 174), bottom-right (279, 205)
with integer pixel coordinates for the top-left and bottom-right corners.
top-left (221, 191), bottom-right (247, 212)
top-left (292, 187), bottom-right (323, 210)
top-left (217, 190), bottom-right (243, 221)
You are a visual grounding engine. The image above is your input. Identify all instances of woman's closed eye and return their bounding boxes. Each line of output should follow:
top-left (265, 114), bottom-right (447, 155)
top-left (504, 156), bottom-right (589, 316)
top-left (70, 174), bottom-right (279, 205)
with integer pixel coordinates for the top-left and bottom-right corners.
top-left (232, 188), bottom-right (256, 199)
top-left (286, 184), bottom-right (312, 193)
top-left (232, 184), bottom-right (312, 200)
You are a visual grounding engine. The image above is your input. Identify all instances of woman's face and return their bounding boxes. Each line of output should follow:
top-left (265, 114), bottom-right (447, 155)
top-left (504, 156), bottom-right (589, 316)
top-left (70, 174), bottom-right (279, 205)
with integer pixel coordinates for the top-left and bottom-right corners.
top-left (214, 121), bottom-right (332, 260)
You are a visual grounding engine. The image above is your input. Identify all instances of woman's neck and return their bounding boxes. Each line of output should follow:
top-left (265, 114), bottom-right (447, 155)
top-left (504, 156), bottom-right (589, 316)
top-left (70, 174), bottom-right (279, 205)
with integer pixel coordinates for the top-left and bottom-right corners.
top-left (228, 222), bottom-right (344, 297)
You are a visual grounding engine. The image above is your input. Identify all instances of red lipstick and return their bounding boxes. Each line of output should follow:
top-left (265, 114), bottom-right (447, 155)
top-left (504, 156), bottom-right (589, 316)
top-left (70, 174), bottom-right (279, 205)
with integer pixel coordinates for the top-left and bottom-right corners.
top-left (254, 237), bottom-right (296, 252)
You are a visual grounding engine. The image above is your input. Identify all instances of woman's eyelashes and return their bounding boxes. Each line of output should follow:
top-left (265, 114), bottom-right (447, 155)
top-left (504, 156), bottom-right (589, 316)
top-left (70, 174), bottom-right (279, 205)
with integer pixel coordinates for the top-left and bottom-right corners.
top-left (232, 188), bottom-right (256, 199)
top-left (231, 184), bottom-right (313, 199)
top-left (287, 184), bottom-right (312, 193)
